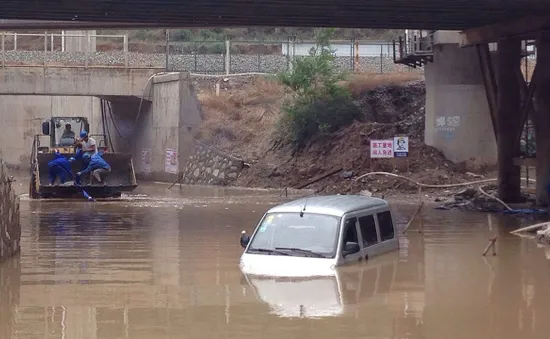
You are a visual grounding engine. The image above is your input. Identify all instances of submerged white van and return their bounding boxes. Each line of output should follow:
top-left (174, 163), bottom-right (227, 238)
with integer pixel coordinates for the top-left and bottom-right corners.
top-left (239, 195), bottom-right (399, 277)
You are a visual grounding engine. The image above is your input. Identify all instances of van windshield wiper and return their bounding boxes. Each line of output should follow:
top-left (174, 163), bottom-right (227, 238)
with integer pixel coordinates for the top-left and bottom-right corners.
top-left (248, 247), bottom-right (290, 256)
top-left (275, 247), bottom-right (326, 258)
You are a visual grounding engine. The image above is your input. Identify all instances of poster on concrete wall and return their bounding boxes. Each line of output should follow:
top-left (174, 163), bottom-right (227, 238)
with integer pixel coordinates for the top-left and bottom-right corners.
top-left (141, 148), bottom-right (152, 173)
top-left (165, 149), bottom-right (178, 174)
top-left (393, 136), bottom-right (409, 157)
top-left (370, 139), bottom-right (394, 158)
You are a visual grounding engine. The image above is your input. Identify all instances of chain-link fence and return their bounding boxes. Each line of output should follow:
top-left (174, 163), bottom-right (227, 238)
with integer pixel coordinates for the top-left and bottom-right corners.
top-left (0, 32), bottom-right (421, 74)
top-left (166, 37), bottom-right (420, 74)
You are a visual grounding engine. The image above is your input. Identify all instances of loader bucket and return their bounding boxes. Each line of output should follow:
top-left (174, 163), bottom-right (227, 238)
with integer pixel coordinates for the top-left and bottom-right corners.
top-left (34, 152), bottom-right (137, 199)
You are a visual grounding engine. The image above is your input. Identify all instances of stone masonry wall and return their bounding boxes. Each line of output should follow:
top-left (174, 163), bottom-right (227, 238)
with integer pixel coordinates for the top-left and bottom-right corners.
top-left (182, 141), bottom-right (244, 186)
top-left (0, 160), bottom-right (20, 262)
top-left (2, 51), bottom-right (421, 75)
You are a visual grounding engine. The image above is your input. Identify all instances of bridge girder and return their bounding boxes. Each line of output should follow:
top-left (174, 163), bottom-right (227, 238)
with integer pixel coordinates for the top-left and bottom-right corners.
top-left (1, 1), bottom-right (550, 31)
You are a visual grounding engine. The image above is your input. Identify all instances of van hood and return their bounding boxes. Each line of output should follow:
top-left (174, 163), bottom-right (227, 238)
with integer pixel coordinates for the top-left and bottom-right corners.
top-left (239, 252), bottom-right (336, 277)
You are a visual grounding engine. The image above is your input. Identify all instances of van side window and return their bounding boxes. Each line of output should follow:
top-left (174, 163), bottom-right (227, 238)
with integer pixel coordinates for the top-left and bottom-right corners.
top-left (359, 215), bottom-right (378, 247)
top-left (343, 218), bottom-right (358, 244)
top-left (377, 211), bottom-right (395, 241)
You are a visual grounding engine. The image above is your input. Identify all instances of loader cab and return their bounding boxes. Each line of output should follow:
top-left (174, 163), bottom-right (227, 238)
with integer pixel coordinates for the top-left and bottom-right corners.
top-left (41, 117), bottom-right (91, 154)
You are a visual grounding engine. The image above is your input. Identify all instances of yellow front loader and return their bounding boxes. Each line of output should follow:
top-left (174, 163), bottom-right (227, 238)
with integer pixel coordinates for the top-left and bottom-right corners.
top-left (29, 116), bottom-right (138, 199)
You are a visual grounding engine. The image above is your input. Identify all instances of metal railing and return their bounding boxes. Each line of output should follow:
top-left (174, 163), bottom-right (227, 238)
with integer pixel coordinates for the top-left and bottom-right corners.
top-left (0, 31), bottom-right (421, 74)
top-left (393, 31), bottom-right (434, 64)
top-left (1, 31), bottom-right (132, 68)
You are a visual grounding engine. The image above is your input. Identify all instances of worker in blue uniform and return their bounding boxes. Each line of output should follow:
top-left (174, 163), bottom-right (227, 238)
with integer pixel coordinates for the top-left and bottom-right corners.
top-left (75, 152), bottom-right (111, 186)
top-left (47, 150), bottom-right (74, 185)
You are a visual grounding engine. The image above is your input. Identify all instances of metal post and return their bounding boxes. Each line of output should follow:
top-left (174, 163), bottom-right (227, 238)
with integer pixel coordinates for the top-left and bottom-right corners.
top-left (350, 39), bottom-right (354, 71)
top-left (286, 37), bottom-right (292, 71)
top-left (354, 40), bottom-right (359, 72)
top-left (292, 36), bottom-right (296, 66)
top-left (225, 37), bottom-right (230, 75)
top-left (380, 44), bottom-right (383, 73)
top-left (123, 31), bottom-right (129, 68)
top-left (50, 33), bottom-right (54, 51)
top-left (257, 41), bottom-right (261, 73)
top-left (1, 32), bottom-right (4, 67)
top-left (44, 32), bottom-right (47, 66)
top-left (13, 33), bottom-right (17, 51)
top-left (61, 30), bottom-right (65, 52)
top-left (194, 41), bottom-right (197, 72)
top-left (85, 31), bottom-right (89, 68)
top-left (165, 29), bottom-right (169, 71)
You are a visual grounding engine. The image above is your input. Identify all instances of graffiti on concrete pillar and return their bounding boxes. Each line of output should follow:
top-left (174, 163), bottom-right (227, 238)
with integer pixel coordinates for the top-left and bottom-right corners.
top-left (435, 116), bottom-right (461, 140)
top-left (435, 116), bottom-right (461, 133)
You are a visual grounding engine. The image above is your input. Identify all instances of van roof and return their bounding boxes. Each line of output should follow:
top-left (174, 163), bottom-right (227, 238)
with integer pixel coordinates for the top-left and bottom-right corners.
top-left (267, 195), bottom-right (388, 217)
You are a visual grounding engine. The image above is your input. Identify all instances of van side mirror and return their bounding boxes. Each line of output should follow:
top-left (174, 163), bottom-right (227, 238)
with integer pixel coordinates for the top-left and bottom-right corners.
top-left (240, 230), bottom-right (250, 248)
top-left (84, 122), bottom-right (90, 134)
top-left (42, 121), bottom-right (50, 135)
top-left (343, 242), bottom-right (360, 257)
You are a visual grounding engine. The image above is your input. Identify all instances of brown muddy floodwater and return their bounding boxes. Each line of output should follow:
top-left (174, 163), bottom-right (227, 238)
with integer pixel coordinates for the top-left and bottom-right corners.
top-left (1, 182), bottom-right (550, 339)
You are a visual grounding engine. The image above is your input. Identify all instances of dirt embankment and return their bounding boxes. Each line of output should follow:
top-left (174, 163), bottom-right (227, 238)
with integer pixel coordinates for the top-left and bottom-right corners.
top-left (195, 73), bottom-right (495, 198)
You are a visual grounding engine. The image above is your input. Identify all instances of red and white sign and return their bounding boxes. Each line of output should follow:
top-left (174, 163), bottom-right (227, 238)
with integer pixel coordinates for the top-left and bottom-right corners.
top-left (370, 139), bottom-right (394, 158)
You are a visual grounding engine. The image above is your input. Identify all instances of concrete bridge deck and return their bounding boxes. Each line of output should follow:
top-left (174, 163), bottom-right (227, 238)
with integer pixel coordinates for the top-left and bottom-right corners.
top-left (0, 67), bottom-right (159, 97)
top-left (2, 1), bottom-right (550, 30)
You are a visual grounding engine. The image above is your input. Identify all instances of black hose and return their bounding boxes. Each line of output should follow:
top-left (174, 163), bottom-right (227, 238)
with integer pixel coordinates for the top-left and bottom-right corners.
top-left (99, 98), bottom-right (117, 153)
top-left (105, 101), bottom-right (117, 153)
top-left (106, 100), bottom-right (129, 142)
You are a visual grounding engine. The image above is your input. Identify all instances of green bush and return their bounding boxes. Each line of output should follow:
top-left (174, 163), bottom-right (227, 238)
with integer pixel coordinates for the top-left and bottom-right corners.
top-left (277, 28), bottom-right (360, 148)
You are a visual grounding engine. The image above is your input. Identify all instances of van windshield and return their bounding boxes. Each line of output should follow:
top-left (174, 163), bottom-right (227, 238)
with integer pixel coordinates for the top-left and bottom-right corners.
top-left (247, 212), bottom-right (341, 258)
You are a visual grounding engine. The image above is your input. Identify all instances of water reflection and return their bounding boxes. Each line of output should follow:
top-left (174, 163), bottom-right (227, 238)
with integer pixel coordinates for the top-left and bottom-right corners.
top-left (0, 188), bottom-right (549, 338)
top-left (242, 253), bottom-right (425, 321)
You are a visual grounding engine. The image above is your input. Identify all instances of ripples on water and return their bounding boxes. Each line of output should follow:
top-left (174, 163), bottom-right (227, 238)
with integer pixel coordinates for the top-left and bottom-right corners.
top-left (1, 184), bottom-right (550, 339)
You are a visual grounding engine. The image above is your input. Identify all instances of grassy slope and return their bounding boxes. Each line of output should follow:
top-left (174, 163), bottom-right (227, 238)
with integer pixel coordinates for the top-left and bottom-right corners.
top-left (195, 72), bottom-right (498, 197)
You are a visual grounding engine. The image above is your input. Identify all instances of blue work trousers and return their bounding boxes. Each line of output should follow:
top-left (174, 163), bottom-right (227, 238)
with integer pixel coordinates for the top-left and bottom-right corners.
top-left (48, 164), bottom-right (72, 185)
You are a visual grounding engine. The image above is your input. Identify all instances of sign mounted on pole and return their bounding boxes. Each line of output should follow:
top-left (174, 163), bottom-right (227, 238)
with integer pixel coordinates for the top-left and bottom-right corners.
top-left (370, 139), bottom-right (394, 158)
top-left (393, 136), bottom-right (409, 157)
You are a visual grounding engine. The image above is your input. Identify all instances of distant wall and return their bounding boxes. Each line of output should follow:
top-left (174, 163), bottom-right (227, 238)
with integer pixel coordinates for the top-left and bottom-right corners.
top-left (0, 96), bottom-right (101, 169)
top-left (181, 141), bottom-right (244, 186)
top-left (0, 160), bottom-right (20, 262)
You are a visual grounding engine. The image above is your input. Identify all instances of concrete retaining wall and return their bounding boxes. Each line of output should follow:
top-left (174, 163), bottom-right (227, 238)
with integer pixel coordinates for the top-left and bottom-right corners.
top-left (0, 161), bottom-right (20, 262)
top-left (0, 255), bottom-right (19, 338)
top-left (181, 141), bottom-right (244, 185)
top-left (132, 72), bottom-right (202, 182)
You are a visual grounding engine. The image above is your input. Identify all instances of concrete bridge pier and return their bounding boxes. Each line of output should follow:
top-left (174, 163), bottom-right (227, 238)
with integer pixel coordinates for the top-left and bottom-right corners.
top-left (495, 38), bottom-right (522, 202)
top-left (533, 34), bottom-right (550, 205)
top-left (424, 31), bottom-right (550, 204)
top-left (424, 34), bottom-right (497, 169)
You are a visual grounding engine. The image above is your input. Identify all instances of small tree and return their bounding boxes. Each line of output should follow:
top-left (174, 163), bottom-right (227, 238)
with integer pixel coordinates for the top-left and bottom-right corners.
top-left (277, 28), bottom-right (359, 148)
